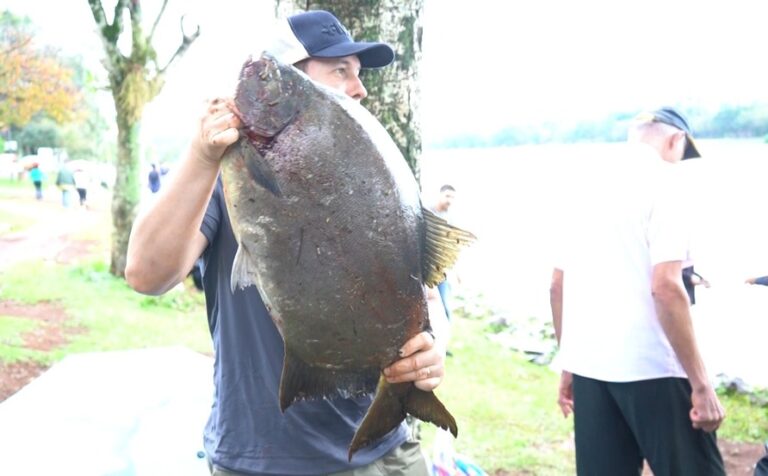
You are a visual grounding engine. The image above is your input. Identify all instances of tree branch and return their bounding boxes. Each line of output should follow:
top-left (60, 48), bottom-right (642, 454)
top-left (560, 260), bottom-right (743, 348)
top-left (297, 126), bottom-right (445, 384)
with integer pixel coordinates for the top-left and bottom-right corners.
top-left (112, 0), bottom-right (128, 40)
top-left (88, 0), bottom-right (127, 74)
top-left (158, 15), bottom-right (200, 74)
top-left (128, 0), bottom-right (147, 54)
top-left (148, 0), bottom-right (170, 45)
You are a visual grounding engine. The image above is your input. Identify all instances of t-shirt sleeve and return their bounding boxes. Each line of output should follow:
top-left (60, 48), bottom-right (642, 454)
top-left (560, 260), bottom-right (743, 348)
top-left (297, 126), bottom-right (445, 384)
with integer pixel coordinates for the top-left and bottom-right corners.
top-left (200, 178), bottom-right (223, 247)
top-left (647, 168), bottom-right (690, 265)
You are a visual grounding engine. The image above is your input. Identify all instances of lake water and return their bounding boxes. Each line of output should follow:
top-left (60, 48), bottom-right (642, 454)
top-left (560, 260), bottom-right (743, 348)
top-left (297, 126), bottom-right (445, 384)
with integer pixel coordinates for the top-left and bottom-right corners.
top-left (420, 140), bottom-right (768, 388)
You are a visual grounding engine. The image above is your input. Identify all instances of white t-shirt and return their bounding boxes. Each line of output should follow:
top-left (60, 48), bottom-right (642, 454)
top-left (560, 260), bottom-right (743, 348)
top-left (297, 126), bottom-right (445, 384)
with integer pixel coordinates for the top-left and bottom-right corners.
top-left (554, 143), bottom-right (691, 382)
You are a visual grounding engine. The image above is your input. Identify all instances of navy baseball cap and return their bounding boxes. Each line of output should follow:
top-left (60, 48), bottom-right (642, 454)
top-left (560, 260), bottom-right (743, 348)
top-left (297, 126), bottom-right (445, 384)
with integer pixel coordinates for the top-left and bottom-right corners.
top-left (266, 10), bottom-right (394, 69)
top-left (634, 107), bottom-right (701, 159)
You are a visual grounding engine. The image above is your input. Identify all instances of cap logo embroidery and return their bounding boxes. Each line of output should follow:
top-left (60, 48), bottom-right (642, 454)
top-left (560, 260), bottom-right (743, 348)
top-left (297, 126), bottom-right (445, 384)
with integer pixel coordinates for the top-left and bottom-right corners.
top-left (321, 23), bottom-right (346, 36)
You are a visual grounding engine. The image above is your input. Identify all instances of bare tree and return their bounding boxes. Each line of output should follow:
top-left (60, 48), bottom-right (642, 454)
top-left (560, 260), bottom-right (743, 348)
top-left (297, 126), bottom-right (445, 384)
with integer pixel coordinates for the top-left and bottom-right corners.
top-left (274, 0), bottom-right (424, 180)
top-left (87, 0), bottom-right (200, 276)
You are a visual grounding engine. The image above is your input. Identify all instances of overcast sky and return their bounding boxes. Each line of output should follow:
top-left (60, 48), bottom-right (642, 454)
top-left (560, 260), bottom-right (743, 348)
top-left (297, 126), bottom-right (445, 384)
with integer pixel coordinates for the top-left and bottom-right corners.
top-left (6, 0), bottom-right (768, 142)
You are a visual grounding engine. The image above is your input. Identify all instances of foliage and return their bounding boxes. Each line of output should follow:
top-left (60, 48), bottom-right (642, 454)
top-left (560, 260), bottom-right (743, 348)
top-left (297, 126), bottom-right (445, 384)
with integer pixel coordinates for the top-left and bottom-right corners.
top-left (15, 117), bottom-right (61, 154)
top-left (0, 10), bottom-right (83, 129)
top-left (58, 57), bottom-right (115, 162)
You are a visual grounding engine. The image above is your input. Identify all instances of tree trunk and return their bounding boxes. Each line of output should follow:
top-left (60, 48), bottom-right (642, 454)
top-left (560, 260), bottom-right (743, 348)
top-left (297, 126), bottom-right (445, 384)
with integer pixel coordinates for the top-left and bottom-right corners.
top-left (274, 0), bottom-right (424, 181)
top-left (110, 107), bottom-right (141, 276)
top-left (88, 0), bottom-right (199, 277)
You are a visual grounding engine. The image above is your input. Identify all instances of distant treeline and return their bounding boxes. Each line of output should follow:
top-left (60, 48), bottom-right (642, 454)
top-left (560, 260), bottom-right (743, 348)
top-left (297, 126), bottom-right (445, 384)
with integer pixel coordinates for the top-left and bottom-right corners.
top-left (430, 103), bottom-right (768, 149)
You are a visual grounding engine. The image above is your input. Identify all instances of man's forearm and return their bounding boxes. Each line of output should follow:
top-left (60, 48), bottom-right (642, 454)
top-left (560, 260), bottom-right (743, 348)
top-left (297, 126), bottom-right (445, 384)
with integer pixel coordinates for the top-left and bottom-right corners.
top-left (550, 270), bottom-right (563, 345)
top-left (125, 150), bottom-right (220, 294)
top-left (653, 281), bottom-right (710, 390)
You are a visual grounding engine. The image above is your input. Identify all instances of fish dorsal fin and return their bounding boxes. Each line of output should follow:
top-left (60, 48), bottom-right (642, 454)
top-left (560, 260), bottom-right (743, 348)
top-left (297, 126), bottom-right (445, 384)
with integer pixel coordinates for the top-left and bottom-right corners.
top-left (421, 207), bottom-right (477, 288)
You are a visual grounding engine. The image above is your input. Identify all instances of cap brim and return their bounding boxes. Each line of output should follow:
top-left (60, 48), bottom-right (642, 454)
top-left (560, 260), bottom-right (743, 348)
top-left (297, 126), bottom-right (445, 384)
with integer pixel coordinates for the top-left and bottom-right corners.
top-left (311, 41), bottom-right (395, 68)
top-left (682, 134), bottom-right (701, 160)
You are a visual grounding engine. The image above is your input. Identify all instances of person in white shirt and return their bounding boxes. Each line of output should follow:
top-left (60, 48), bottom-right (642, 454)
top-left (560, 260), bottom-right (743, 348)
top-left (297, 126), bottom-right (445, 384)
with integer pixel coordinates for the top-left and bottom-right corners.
top-left (430, 184), bottom-right (456, 321)
top-left (550, 107), bottom-right (725, 475)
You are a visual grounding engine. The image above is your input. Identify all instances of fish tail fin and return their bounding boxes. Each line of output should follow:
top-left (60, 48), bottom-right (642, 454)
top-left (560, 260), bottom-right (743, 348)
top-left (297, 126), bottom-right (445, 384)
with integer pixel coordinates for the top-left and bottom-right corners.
top-left (348, 376), bottom-right (457, 461)
top-left (280, 347), bottom-right (377, 412)
top-left (230, 244), bottom-right (259, 293)
top-left (421, 207), bottom-right (477, 288)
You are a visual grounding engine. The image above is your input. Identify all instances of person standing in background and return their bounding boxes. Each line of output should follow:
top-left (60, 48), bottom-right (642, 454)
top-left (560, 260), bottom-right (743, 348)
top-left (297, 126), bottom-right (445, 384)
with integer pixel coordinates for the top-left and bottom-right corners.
top-left (55, 163), bottom-right (76, 208)
top-left (745, 275), bottom-right (768, 286)
top-left (551, 107), bottom-right (725, 475)
top-left (148, 163), bottom-right (161, 194)
top-left (73, 167), bottom-right (89, 208)
top-left (682, 265), bottom-right (710, 305)
top-left (28, 163), bottom-right (44, 200)
top-left (430, 184), bottom-right (457, 321)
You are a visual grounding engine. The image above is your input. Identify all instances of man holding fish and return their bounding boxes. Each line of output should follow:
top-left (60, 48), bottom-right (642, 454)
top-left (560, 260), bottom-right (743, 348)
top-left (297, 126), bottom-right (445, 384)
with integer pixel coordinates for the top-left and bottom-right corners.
top-left (126, 9), bottom-right (461, 476)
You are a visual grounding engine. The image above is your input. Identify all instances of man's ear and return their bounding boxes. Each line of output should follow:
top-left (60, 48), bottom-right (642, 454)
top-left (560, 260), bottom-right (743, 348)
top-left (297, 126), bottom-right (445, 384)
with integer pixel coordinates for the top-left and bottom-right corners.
top-left (668, 130), bottom-right (686, 155)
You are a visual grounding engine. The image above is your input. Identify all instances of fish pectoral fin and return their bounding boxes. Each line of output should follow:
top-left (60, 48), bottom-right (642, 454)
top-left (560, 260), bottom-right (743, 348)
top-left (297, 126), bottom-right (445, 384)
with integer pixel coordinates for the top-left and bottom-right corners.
top-left (348, 377), bottom-right (458, 461)
top-left (240, 139), bottom-right (283, 198)
top-left (279, 347), bottom-right (377, 412)
top-left (231, 243), bottom-right (259, 292)
top-left (421, 207), bottom-right (477, 287)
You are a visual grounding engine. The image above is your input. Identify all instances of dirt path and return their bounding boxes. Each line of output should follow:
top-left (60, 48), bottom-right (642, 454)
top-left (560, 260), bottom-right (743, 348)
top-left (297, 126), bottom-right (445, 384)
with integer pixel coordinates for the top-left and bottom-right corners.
top-left (0, 188), bottom-right (109, 271)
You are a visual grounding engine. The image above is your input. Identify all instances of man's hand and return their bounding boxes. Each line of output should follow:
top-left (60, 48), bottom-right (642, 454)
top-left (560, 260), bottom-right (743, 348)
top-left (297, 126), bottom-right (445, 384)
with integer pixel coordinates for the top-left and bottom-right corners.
top-left (690, 385), bottom-right (725, 432)
top-left (382, 331), bottom-right (444, 391)
top-left (192, 97), bottom-right (242, 166)
top-left (558, 371), bottom-right (574, 418)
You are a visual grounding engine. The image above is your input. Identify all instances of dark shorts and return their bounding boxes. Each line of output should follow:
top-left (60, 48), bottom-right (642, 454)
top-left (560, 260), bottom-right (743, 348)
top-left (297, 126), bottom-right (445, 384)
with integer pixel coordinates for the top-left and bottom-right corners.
top-left (572, 374), bottom-right (725, 476)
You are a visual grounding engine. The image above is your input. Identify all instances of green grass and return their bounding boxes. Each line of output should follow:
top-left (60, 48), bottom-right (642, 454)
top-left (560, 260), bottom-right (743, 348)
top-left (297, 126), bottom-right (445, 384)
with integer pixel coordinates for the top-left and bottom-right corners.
top-left (0, 178), bottom-right (27, 190)
top-left (421, 315), bottom-right (575, 475)
top-left (0, 208), bottom-right (36, 235)
top-left (0, 315), bottom-right (45, 362)
top-left (0, 260), bottom-right (212, 362)
top-left (718, 389), bottom-right (768, 442)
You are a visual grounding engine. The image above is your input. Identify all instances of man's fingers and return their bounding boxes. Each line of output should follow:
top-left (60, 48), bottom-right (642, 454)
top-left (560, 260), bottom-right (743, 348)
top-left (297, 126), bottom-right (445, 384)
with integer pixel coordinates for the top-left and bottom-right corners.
top-left (206, 97), bottom-right (229, 113)
top-left (210, 128), bottom-right (240, 147)
top-left (398, 331), bottom-right (434, 358)
top-left (690, 408), bottom-right (724, 433)
top-left (384, 361), bottom-right (443, 384)
top-left (414, 376), bottom-right (441, 392)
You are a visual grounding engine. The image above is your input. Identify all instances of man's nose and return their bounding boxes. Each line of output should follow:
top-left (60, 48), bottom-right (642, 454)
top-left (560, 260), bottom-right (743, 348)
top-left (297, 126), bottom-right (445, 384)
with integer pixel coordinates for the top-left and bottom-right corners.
top-left (348, 76), bottom-right (367, 101)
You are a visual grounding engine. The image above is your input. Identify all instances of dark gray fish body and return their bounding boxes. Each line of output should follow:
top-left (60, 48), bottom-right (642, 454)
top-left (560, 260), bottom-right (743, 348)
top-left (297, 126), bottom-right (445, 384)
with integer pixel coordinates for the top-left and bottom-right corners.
top-left (220, 53), bottom-right (473, 459)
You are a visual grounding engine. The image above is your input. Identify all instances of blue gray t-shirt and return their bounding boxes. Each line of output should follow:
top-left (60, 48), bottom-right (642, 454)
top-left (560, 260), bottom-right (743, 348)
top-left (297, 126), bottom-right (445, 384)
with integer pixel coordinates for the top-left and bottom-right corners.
top-left (200, 180), bottom-right (407, 475)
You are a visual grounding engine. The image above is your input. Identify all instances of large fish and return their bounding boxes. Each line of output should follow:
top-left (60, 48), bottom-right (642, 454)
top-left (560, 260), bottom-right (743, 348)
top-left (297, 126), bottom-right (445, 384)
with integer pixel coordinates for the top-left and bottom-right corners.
top-left (220, 53), bottom-right (475, 460)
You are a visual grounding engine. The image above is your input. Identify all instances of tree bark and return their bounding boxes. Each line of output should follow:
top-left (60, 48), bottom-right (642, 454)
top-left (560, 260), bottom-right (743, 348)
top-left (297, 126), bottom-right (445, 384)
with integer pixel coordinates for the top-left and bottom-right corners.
top-left (274, 0), bottom-right (424, 181)
top-left (110, 107), bottom-right (141, 276)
